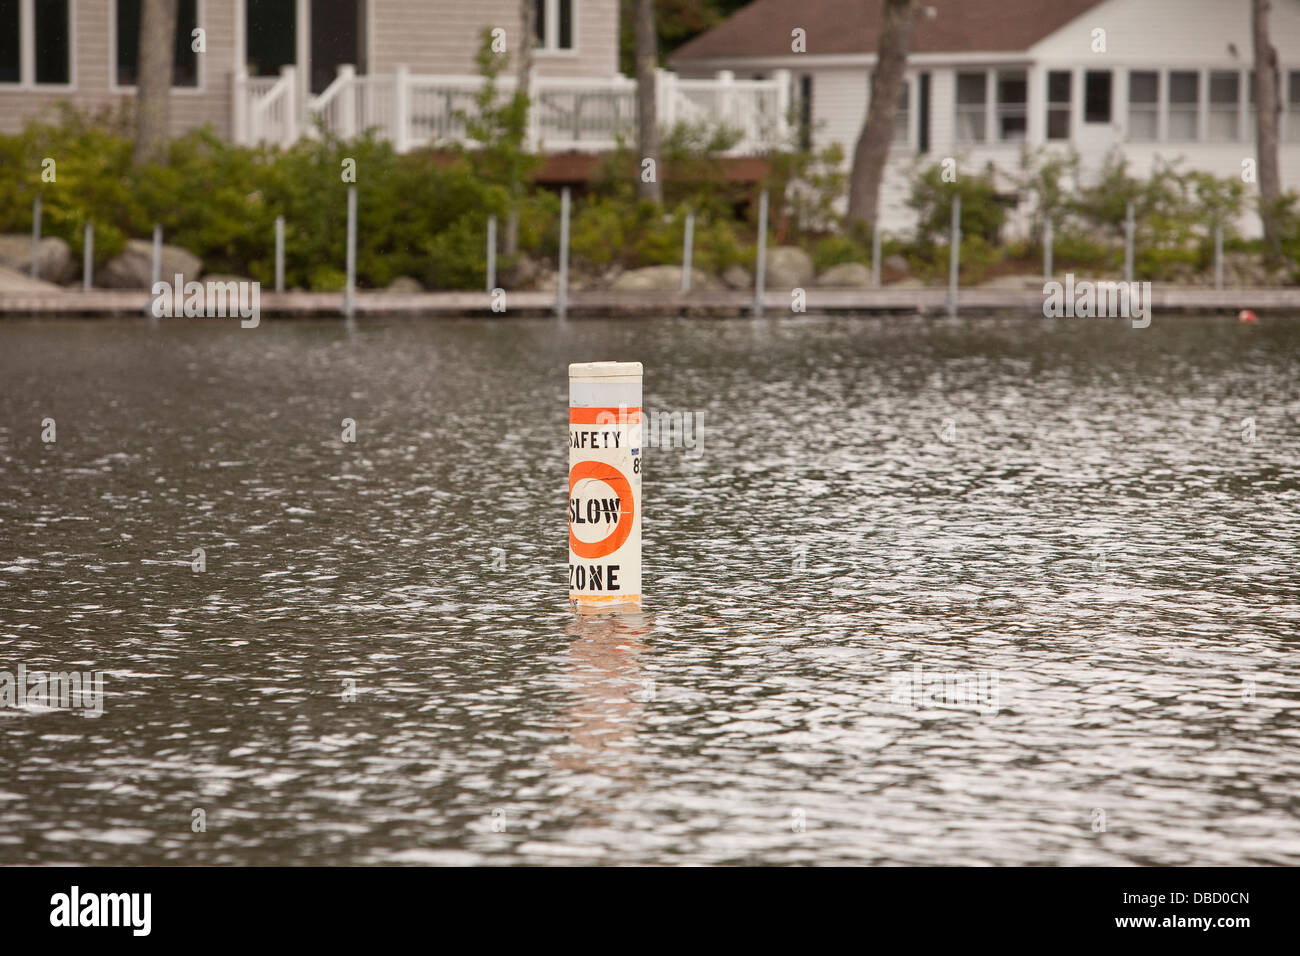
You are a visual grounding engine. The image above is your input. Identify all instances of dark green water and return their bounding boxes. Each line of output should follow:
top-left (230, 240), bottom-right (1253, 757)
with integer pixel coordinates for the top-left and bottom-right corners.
top-left (0, 314), bottom-right (1297, 864)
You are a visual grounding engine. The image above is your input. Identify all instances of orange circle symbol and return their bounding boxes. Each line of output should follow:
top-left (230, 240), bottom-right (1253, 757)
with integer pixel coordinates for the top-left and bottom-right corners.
top-left (568, 460), bottom-right (635, 560)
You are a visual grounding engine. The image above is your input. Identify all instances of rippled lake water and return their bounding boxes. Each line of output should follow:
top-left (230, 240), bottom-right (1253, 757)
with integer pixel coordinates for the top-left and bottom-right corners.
top-left (1, 313), bottom-right (1298, 865)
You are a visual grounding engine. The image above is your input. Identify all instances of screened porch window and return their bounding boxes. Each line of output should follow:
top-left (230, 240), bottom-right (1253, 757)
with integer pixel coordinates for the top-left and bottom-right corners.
top-left (1128, 70), bottom-right (1158, 140)
top-left (955, 71), bottom-right (987, 143)
top-left (1046, 70), bottom-right (1070, 140)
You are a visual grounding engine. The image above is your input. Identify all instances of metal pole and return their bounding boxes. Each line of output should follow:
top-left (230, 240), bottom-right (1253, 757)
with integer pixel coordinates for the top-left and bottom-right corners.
top-left (151, 224), bottom-right (163, 287)
top-left (1214, 222), bottom-right (1223, 290)
top-left (753, 189), bottom-right (769, 317)
top-left (1124, 201), bottom-right (1135, 284)
top-left (275, 215), bottom-right (285, 293)
top-left (1043, 218), bottom-right (1054, 280)
top-left (681, 211), bottom-right (695, 293)
top-left (344, 186), bottom-right (357, 317)
top-left (947, 194), bottom-right (961, 318)
top-left (486, 214), bottom-right (497, 293)
top-left (31, 196), bottom-right (41, 279)
top-left (83, 222), bottom-right (93, 292)
top-left (871, 224), bottom-right (882, 288)
top-left (558, 187), bottom-right (570, 319)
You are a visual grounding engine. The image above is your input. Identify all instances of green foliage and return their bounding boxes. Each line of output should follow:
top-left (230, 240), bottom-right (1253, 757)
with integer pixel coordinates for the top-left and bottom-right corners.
top-left (907, 160), bottom-right (1008, 252)
top-left (811, 234), bottom-right (867, 273)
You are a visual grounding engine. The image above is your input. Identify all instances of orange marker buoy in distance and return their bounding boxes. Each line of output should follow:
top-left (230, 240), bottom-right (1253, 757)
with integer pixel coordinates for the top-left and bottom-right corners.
top-left (1238, 309), bottom-right (1258, 323)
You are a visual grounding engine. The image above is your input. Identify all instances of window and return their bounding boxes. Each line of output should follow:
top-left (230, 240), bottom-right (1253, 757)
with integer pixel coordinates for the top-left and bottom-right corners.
top-left (117, 0), bottom-right (199, 87)
top-left (0, 0), bottom-right (18, 83)
top-left (35, 0), bottom-right (70, 84)
top-left (1128, 70), bottom-right (1158, 140)
top-left (997, 70), bottom-right (1027, 141)
top-left (955, 71), bottom-right (987, 143)
top-left (1046, 70), bottom-right (1070, 140)
top-left (797, 73), bottom-right (812, 151)
top-left (535, 0), bottom-right (574, 51)
top-left (893, 79), bottom-right (909, 146)
top-left (1168, 70), bottom-right (1199, 140)
top-left (1288, 71), bottom-right (1300, 142)
top-left (1084, 70), bottom-right (1111, 123)
top-left (247, 0), bottom-right (295, 77)
top-left (1208, 71), bottom-right (1239, 141)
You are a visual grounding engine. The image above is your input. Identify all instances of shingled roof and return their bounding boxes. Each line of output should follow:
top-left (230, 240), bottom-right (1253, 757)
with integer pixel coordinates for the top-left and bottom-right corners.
top-left (671, 0), bottom-right (1107, 62)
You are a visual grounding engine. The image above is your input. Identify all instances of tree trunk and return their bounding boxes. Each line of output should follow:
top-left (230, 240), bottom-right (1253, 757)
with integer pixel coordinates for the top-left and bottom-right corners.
top-left (635, 0), bottom-right (662, 204)
top-left (1253, 0), bottom-right (1282, 257)
top-left (846, 0), bottom-right (915, 235)
top-left (133, 0), bottom-right (179, 166)
top-left (507, 0), bottom-right (537, 256)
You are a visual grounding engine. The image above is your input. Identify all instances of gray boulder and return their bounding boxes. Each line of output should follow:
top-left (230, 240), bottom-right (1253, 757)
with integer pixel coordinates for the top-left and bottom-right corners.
top-left (0, 235), bottom-right (74, 283)
top-left (884, 254), bottom-right (910, 274)
top-left (815, 262), bottom-right (873, 288)
top-left (609, 265), bottom-right (720, 292)
top-left (0, 265), bottom-right (65, 293)
top-left (386, 276), bottom-right (424, 293)
top-left (101, 239), bottom-right (202, 289)
top-left (764, 246), bottom-right (814, 287)
top-left (721, 264), bottom-right (752, 289)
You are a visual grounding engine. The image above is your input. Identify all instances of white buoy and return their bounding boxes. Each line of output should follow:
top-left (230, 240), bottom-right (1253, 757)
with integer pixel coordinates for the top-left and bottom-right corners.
top-left (568, 362), bottom-right (642, 613)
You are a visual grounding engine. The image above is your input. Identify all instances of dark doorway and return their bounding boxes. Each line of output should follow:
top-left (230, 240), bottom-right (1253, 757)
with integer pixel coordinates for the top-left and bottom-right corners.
top-left (311, 0), bottom-right (367, 94)
top-left (246, 0), bottom-right (296, 78)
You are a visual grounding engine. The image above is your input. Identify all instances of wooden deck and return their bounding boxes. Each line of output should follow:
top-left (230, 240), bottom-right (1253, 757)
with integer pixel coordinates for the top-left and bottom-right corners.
top-left (2, 286), bottom-right (1298, 318)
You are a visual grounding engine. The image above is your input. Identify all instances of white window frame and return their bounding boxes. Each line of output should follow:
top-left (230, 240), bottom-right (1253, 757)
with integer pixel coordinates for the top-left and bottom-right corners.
top-left (1207, 69), bottom-right (1241, 142)
top-left (535, 0), bottom-right (577, 57)
top-left (110, 0), bottom-right (206, 94)
top-left (2, 0), bottom-right (76, 89)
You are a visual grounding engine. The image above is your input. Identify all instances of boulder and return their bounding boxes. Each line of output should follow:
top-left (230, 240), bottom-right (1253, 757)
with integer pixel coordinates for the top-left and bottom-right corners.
top-left (0, 235), bottom-right (74, 283)
top-left (609, 265), bottom-right (720, 292)
top-left (978, 273), bottom-right (1044, 290)
top-left (884, 254), bottom-right (910, 274)
top-left (721, 264), bottom-right (752, 290)
top-left (888, 277), bottom-right (927, 289)
top-left (764, 246), bottom-right (814, 287)
top-left (100, 239), bottom-right (202, 289)
top-left (0, 265), bottom-right (65, 293)
top-left (386, 276), bottom-right (424, 293)
top-left (815, 262), bottom-right (873, 288)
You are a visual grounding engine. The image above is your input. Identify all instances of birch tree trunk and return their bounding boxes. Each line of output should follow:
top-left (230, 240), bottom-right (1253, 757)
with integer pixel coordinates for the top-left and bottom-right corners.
top-left (1253, 0), bottom-right (1282, 257)
top-left (133, 0), bottom-right (178, 166)
top-left (846, 0), bottom-right (915, 234)
top-left (635, 0), bottom-right (662, 204)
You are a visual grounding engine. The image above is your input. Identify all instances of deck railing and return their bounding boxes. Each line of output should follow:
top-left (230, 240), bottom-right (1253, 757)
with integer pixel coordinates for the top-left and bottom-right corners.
top-left (234, 66), bottom-right (790, 155)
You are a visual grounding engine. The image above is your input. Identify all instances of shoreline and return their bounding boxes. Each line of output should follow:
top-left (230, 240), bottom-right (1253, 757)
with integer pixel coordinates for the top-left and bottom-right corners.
top-left (2, 286), bottom-right (1298, 318)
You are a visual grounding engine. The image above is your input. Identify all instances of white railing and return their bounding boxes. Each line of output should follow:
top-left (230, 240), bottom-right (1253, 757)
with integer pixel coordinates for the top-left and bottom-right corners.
top-left (234, 66), bottom-right (791, 155)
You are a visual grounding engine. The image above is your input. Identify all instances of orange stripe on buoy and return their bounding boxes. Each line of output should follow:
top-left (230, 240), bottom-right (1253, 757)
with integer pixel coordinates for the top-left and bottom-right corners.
top-left (569, 407), bottom-right (642, 425)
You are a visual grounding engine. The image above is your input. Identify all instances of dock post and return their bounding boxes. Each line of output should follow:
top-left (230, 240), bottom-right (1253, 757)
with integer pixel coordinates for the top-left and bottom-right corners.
top-left (871, 224), bottom-right (882, 288)
top-left (681, 211), bottom-right (695, 293)
top-left (753, 189), bottom-right (768, 317)
top-left (1124, 201), bottom-right (1135, 284)
top-left (568, 361), bottom-right (643, 613)
top-left (947, 195), bottom-right (961, 318)
top-left (31, 196), bottom-right (41, 279)
top-left (344, 186), bottom-right (357, 317)
top-left (1214, 222), bottom-right (1223, 290)
top-left (83, 222), bottom-right (93, 292)
top-left (486, 214), bottom-right (497, 294)
top-left (151, 224), bottom-right (163, 287)
top-left (1043, 218), bottom-right (1053, 280)
top-left (275, 215), bottom-right (285, 293)
top-left (558, 187), bottom-right (570, 319)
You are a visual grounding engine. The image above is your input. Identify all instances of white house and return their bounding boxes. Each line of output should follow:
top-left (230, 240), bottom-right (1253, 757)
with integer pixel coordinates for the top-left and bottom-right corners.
top-left (671, 0), bottom-right (1300, 235)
